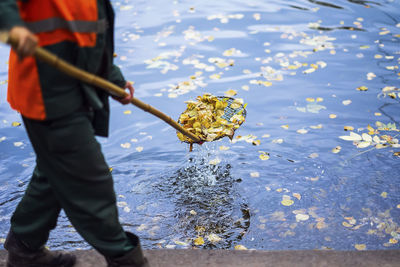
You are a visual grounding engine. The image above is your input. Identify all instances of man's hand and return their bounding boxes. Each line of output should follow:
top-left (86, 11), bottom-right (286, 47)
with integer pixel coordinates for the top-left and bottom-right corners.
top-left (113, 81), bottom-right (134, 105)
top-left (9, 26), bottom-right (38, 59)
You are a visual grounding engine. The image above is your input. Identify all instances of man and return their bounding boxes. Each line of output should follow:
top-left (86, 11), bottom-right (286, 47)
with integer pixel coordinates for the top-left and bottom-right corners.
top-left (0, 1), bottom-right (149, 266)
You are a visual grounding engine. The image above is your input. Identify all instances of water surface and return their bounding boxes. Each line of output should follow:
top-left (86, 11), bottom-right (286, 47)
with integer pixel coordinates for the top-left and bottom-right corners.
top-left (0, 0), bottom-right (399, 251)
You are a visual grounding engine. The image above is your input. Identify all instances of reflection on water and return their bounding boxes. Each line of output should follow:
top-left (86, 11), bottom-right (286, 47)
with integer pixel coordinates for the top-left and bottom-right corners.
top-left (0, 0), bottom-right (399, 251)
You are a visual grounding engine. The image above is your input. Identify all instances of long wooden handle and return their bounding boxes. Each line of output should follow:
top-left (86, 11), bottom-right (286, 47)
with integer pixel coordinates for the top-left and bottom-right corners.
top-left (7, 34), bottom-right (200, 143)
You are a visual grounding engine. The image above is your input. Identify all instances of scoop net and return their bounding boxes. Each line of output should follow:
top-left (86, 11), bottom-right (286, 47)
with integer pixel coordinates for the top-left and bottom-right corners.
top-left (177, 94), bottom-right (247, 145)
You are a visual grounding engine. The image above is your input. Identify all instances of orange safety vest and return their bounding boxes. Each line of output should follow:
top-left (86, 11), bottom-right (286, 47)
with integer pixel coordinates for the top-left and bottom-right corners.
top-left (7, 0), bottom-right (106, 120)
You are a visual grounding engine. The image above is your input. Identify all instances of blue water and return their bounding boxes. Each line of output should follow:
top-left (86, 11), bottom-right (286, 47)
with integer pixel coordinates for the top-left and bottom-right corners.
top-left (0, 0), bottom-right (399, 251)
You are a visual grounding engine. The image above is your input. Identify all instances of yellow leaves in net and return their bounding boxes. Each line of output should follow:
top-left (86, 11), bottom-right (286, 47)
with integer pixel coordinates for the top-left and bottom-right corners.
top-left (177, 94), bottom-right (245, 143)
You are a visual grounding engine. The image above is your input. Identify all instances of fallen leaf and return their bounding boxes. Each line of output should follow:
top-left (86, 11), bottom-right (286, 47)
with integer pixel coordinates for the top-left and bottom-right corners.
top-left (293, 193), bottom-right (301, 200)
top-left (12, 122), bottom-right (21, 127)
top-left (355, 244), bottom-right (366, 251)
top-left (357, 86), bottom-right (368, 91)
top-left (225, 89), bottom-right (237, 96)
top-left (332, 146), bottom-right (341, 153)
top-left (297, 129), bottom-right (308, 134)
top-left (296, 214), bottom-right (310, 222)
top-left (207, 233), bottom-right (222, 243)
top-left (342, 100), bottom-right (352, 106)
top-left (136, 146), bottom-right (144, 152)
top-left (329, 114), bottom-right (337, 119)
top-left (194, 237), bottom-right (205, 246)
top-left (234, 245), bottom-right (247, 250)
top-left (250, 172), bottom-right (260, 178)
top-left (209, 158), bottom-right (221, 165)
top-left (281, 199), bottom-right (295, 206)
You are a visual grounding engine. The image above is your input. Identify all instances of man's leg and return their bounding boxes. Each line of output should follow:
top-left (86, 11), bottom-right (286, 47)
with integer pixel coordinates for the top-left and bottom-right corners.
top-left (21, 111), bottom-right (141, 258)
top-left (10, 167), bottom-right (61, 249)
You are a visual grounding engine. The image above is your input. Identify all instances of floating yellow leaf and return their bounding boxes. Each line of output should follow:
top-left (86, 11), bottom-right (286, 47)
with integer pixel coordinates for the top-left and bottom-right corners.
top-left (174, 240), bottom-right (188, 246)
top-left (303, 68), bottom-right (316, 74)
top-left (297, 129), bottom-right (308, 134)
top-left (259, 153), bottom-right (270, 160)
top-left (306, 97), bottom-right (315, 102)
top-left (234, 245), bottom-right (247, 250)
top-left (252, 140), bottom-right (261, 146)
top-left (209, 158), bottom-right (221, 165)
top-left (11, 122), bottom-right (21, 127)
top-left (281, 199), bottom-right (294, 206)
top-left (381, 192), bottom-right (388, 198)
top-left (190, 210), bottom-right (197, 215)
top-left (209, 74), bottom-right (221, 79)
top-left (342, 221), bottom-right (353, 228)
top-left (344, 126), bottom-right (354, 131)
top-left (136, 146), bottom-right (144, 152)
top-left (250, 172), bottom-right (260, 178)
top-left (293, 193), bottom-right (301, 200)
top-left (339, 132), bottom-right (362, 141)
top-left (225, 89), bottom-right (237, 96)
top-left (357, 86), bottom-right (368, 91)
top-left (310, 124), bottom-right (323, 129)
top-left (295, 214), bottom-right (309, 222)
top-left (193, 237), bottom-right (205, 246)
top-left (219, 146), bottom-right (230, 151)
top-left (389, 238), bottom-right (398, 244)
top-left (207, 233), bottom-right (222, 243)
top-left (332, 146), bottom-right (341, 153)
top-left (375, 112), bottom-right (382, 116)
top-left (281, 125), bottom-right (289, 130)
top-left (342, 100), bottom-right (352, 106)
top-left (121, 143), bottom-right (131, 149)
top-left (329, 114), bottom-right (337, 119)
top-left (355, 244), bottom-right (366, 251)
top-left (168, 93), bottom-right (178, 98)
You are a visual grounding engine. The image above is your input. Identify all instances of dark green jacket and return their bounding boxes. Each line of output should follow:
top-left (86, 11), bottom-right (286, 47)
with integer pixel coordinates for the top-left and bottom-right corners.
top-left (0, 0), bottom-right (125, 137)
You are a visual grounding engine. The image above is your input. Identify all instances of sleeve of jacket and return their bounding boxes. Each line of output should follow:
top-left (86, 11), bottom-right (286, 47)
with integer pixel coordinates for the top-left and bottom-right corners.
top-left (109, 64), bottom-right (126, 88)
top-left (0, 1), bottom-right (24, 30)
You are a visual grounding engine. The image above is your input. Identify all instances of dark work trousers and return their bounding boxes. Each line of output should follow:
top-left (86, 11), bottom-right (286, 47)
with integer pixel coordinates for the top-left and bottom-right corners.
top-left (10, 109), bottom-right (135, 257)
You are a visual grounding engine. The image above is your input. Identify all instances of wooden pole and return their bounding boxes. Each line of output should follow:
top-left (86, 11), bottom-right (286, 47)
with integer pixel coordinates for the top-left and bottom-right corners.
top-left (6, 33), bottom-right (201, 143)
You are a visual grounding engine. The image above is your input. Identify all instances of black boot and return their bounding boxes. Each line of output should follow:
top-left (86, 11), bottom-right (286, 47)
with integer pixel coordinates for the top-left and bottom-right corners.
top-left (106, 232), bottom-right (149, 267)
top-left (4, 231), bottom-right (76, 267)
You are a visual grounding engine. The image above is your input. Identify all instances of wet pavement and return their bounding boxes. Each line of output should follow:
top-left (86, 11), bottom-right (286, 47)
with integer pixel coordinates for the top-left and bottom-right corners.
top-left (0, 249), bottom-right (399, 267)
